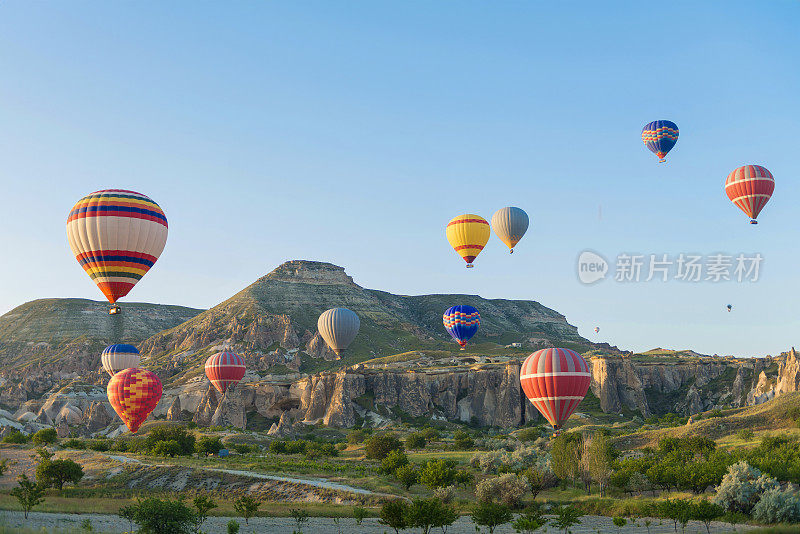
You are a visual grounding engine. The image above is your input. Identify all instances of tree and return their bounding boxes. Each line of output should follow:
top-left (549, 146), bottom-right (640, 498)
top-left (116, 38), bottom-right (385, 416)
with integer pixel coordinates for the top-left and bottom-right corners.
top-left (193, 495), bottom-right (217, 533)
top-left (11, 474), bottom-right (45, 519)
top-left (431, 500), bottom-right (458, 533)
top-left (585, 433), bottom-right (615, 496)
top-left (713, 461), bottom-right (779, 515)
top-left (152, 440), bottom-right (183, 457)
top-left (523, 465), bottom-right (557, 500)
top-left (37, 458), bottom-right (84, 490)
top-left (454, 470), bottom-right (473, 488)
top-left (475, 474), bottom-right (530, 508)
top-left (379, 500), bottom-right (408, 534)
top-left (689, 500), bottom-right (724, 534)
top-left (227, 520), bottom-right (240, 534)
top-left (365, 433), bottom-right (404, 460)
top-left (407, 498), bottom-right (456, 534)
top-left (145, 426), bottom-right (196, 456)
top-left (382, 450), bottom-right (410, 474)
top-left (550, 505), bottom-right (583, 534)
top-left (551, 433), bottom-right (582, 487)
top-left (122, 497), bottom-right (198, 534)
top-left (513, 506), bottom-right (548, 534)
top-left (195, 436), bottom-right (223, 456)
top-left (353, 506), bottom-right (367, 525)
top-left (233, 495), bottom-right (261, 525)
top-left (32, 428), bottom-right (58, 445)
top-left (419, 459), bottom-right (457, 489)
top-left (290, 508), bottom-right (309, 532)
top-left (657, 499), bottom-right (684, 534)
top-left (471, 501), bottom-right (512, 534)
top-left (406, 433), bottom-right (427, 450)
top-left (453, 430), bottom-right (474, 450)
top-left (612, 517), bottom-right (627, 533)
top-left (119, 504), bottom-right (137, 533)
top-left (395, 464), bottom-right (419, 490)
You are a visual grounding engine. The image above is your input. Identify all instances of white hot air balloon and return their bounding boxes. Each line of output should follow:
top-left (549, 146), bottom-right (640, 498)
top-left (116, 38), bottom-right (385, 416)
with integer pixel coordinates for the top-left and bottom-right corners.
top-left (317, 308), bottom-right (360, 356)
top-left (101, 344), bottom-right (141, 377)
top-left (491, 207), bottom-right (529, 254)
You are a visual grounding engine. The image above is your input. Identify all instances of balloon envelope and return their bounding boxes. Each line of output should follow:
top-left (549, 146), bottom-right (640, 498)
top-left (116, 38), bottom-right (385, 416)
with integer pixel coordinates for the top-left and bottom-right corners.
top-left (594, 327), bottom-right (600, 334)
top-left (445, 214), bottom-right (490, 267)
top-left (725, 165), bottom-right (774, 223)
top-left (520, 348), bottom-right (591, 429)
top-left (107, 367), bottom-right (162, 433)
top-left (205, 350), bottom-right (246, 394)
top-left (317, 308), bottom-right (360, 355)
top-left (101, 344), bottom-right (141, 377)
top-left (443, 305), bottom-right (480, 348)
top-left (67, 190), bottom-right (168, 304)
top-left (491, 207), bottom-right (529, 252)
top-left (642, 120), bottom-right (679, 162)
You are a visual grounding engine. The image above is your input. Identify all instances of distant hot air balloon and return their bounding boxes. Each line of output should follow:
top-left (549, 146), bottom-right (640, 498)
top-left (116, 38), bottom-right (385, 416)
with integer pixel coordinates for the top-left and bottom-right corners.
top-left (446, 214), bottom-right (490, 268)
top-left (101, 344), bottom-right (141, 377)
top-left (491, 207), bottom-right (529, 254)
top-left (725, 165), bottom-right (774, 224)
top-left (317, 308), bottom-right (360, 356)
top-left (205, 350), bottom-right (246, 395)
top-left (67, 190), bottom-right (168, 314)
top-left (594, 327), bottom-right (600, 334)
top-left (443, 305), bottom-right (480, 349)
top-left (727, 304), bottom-right (732, 313)
top-left (520, 348), bottom-right (591, 429)
top-left (642, 120), bottom-right (679, 163)
top-left (107, 368), bottom-right (162, 433)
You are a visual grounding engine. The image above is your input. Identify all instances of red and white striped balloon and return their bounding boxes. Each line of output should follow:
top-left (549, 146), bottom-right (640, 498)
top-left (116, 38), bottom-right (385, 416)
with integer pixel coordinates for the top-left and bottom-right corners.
top-left (205, 350), bottom-right (246, 395)
top-left (725, 165), bottom-right (774, 224)
top-left (520, 348), bottom-right (591, 429)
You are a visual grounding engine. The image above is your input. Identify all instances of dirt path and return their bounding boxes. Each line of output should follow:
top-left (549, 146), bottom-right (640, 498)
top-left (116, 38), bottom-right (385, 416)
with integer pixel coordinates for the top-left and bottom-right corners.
top-left (0, 510), bottom-right (753, 533)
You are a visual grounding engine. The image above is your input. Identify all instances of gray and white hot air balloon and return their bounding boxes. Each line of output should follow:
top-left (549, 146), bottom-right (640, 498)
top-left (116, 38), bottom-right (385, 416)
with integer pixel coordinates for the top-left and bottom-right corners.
top-left (317, 308), bottom-right (360, 356)
top-left (491, 207), bottom-right (529, 253)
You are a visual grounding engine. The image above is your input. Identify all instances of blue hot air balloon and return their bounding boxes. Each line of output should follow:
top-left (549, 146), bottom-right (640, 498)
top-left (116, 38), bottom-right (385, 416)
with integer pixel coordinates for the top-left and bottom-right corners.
top-left (443, 305), bottom-right (480, 349)
top-left (641, 120), bottom-right (679, 163)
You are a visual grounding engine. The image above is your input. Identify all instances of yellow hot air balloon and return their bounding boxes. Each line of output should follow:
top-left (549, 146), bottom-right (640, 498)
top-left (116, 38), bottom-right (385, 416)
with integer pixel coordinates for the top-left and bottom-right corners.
top-left (446, 214), bottom-right (490, 268)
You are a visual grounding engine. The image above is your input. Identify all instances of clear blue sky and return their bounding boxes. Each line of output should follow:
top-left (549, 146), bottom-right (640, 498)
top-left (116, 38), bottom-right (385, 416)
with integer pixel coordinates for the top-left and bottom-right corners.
top-left (1, 1), bottom-right (798, 357)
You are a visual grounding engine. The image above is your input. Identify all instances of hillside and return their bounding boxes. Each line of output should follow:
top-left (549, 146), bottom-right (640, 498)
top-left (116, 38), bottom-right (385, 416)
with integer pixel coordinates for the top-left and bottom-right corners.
top-left (138, 260), bottom-right (587, 384)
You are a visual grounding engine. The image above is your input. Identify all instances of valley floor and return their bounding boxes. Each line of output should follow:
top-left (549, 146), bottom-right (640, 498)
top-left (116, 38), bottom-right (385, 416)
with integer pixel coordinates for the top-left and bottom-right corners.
top-left (0, 510), bottom-right (753, 534)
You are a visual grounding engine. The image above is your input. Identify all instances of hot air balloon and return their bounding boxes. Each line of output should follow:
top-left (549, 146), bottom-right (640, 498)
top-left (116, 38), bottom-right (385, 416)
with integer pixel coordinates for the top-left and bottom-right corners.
top-left (642, 120), bottom-right (679, 163)
top-left (101, 344), bottom-right (141, 377)
top-left (520, 348), bottom-right (591, 429)
top-left (67, 190), bottom-right (168, 314)
top-left (107, 368), bottom-right (162, 433)
top-left (446, 214), bottom-right (490, 268)
top-left (317, 308), bottom-right (360, 356)
top-left (205, 350), bottom-right (246, 395)
top-left (491, 207), bottom-right (529, 254)
top-left (443, 305), bottom-right (480, 349)
top-left (725, 165), bottom-right (774, 224)
top-left (727, 304), bottom-right (732, 313)
top-left (594, 327), bottom-right (600, 334)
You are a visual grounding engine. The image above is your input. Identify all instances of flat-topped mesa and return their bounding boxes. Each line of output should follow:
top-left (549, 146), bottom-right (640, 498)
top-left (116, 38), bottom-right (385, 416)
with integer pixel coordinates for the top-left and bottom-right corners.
top-left (259, 260), bottom-right (358, 286)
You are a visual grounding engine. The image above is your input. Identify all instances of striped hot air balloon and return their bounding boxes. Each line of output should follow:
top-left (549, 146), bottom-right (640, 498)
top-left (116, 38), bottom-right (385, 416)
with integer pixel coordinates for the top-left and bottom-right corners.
top-left (446, 214), bottom-right (490, 268)
top-left (317, 308), bottom-right (360, 356)
top-left (107, 368), bottom-right (162, 433)
top-left (67, 190), bottom-right (168, 314)
top-left (520, 348), bottom-right (591, 429)
top-left (205, 350), bottom-right (246, 395)
top-left (443, 305), bottom-right (480, 349)
top-left (491, 207), bottom-right (529, 254)
top-left (642, 120), bottom-right (679, 163)
top-left (725, 165), bottom-right (774, 224)
top-left (101, 344), bottom-right (141, 377)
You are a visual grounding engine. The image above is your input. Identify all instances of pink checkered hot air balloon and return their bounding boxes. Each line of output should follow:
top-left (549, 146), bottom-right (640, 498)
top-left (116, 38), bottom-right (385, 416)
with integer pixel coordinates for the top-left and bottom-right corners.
top-left (520, 348), bottom-right (591, 429)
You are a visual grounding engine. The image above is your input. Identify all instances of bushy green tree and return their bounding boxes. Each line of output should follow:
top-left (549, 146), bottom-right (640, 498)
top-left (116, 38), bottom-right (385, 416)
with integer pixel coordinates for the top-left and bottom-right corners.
top-left (195, 436), bottom-right (223, 456)
top-left (193, 495), bottom-right (217, 533)
top-left (551, 433), bottom-right (582, 486)
top-left (365, 433), bottom-right (403, 460)
top-left (550, 505), bottom-right (583, 534)
top-left (379, 500), bottom-right (407, 534)
top-left (11, 474), bottom-right (45, 519)
top-left (32, 428), bottom-right (58, 445)
top-left (152, 440), bottom-right (182, 457)
top-left (524, 464), bottom-right (557, 500)
top-left (407, 498), bottom-right (457, 534)
top-left (37, 458), bottom-right (84, 490)
top-left (418, 458), bottom-right (457, 489)
top-left (471, 501), bottom-right (512, 534)
top-left (395, 464), bottom-right (418, 490)
top-left (688, 500), bottom-right (724, 534)
top-left (381, 450), bottom-right (409, 474)
top-left (453, 430), bottom-right (474, 450)
top-left (120, 497), bottom-right (197, 534)
top-left (406, 432), bottom-right (427, 450)
top-left (512, 506), bottom-right (548, 534)
top-left (233, 495), bottom-right (261, 525)
top-left (145, 426), bottom-right (196, 456)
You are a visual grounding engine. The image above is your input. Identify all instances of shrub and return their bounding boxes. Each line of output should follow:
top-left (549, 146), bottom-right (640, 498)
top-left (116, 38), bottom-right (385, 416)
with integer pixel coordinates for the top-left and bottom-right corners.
top-left (420, 427), bottom-right (440, 441)
top-left (364, 433), bottom-right (403, 460)
top-left (111, 440), bottom-right (130, 452)
top-left (353, 506), bottom-right (367, 525)
top-left (152, 440), bottom-right (182, 457)
top-left (713, 461), bottom-right (779, 514)
top-left (453, 429), bottom-right (474, 450)
top-left (62, 438), bottom-right (87, 449)
top-left (752, 487), bottom-right (800, 524)
top-left (550, 505), bottom-right (583, 534)
top-left (517, 427), bottom-right (540, 443)
top-left (87, 440), bottom-right (111, 452)
top-left (232, 443), bottom-right (254, 454)
top-left (471, 500), bottom-right (513, 534)
top-left (2, 430), bottom-right (29, 444)
top-left (193, 495), bottom-right (217, 533)
top-left (32, 428), bottom-right (58, 445)
top-left (381, 450), bottom-right (409, 475)
top-left (121, 497), bottom-right (197, 534)
top-left (346, 429), bottom-right (366, 444)
top-left (513, 506), bottom-right (548, 534)
top-left (419, 458), bottom-right (457, 489)
top-left (196, 436), bottom-right (223, 456)
top-left (737, 429), bottom-right (755, 441)
top-left (227, 519), bottom-right (240, 534)
top-left (406, 432), bottom-right (427, 450)
top-left (145, 426), bottom-right (195, 455)
top-left (433, 484), bottom-right (456, 504)
top-left (475, 473), bottom-right (530, 508)
top-left (394, 464), bottom-right (418, 490)
top-left (524, 464), bottom-right (557, 500)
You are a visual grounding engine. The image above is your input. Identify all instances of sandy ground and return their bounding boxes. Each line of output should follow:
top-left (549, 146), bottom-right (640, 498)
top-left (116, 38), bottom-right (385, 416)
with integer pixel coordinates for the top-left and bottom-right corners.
top-left (0, 511), bottom-right (752, 533)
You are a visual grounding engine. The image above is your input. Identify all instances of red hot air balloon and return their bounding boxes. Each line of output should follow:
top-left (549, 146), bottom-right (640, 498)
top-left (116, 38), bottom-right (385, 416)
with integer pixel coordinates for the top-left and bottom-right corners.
top-left (725, 165), bottom-right (775, 224)
top-left (205, 350), bottom-right (246, 395)
top-left (107, 368), bottom-right (162, 433)
top-left (520, 348), bottom-right (591, 429)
